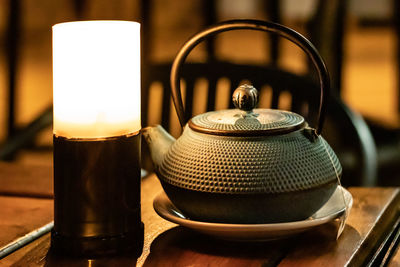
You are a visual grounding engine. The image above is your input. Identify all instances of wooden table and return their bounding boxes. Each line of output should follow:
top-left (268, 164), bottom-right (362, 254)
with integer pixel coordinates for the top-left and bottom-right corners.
top-left (1, 162), bottom-right (400, 266)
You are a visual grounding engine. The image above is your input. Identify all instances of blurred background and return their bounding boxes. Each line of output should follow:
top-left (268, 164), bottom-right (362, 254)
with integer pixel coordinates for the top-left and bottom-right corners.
top-left (1, 0), bottom-right (399, 186)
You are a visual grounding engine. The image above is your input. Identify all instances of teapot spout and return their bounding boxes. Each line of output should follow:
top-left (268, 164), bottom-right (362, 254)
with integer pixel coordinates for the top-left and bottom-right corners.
top-left (142, 125), bottom-right (175, 171)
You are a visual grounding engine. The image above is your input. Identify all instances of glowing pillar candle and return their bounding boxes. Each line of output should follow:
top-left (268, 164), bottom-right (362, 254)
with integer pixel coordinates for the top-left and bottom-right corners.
top-left (53, 20), bottom-right (141, 138)
top-left (51, 21), bottom-right (143, 257)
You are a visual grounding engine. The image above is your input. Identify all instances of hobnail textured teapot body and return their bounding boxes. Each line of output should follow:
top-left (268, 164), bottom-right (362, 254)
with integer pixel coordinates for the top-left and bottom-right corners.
top-left (145, 120), bottom-right (340, 223)
top-left (161, 124), bottom-right (340, 195)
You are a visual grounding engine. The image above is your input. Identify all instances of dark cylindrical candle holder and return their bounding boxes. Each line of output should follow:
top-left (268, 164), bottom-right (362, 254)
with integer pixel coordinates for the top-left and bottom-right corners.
top-left (52, 20), bottom-right (143, 257)
top-left (51, 133), bottom-right (143, 257)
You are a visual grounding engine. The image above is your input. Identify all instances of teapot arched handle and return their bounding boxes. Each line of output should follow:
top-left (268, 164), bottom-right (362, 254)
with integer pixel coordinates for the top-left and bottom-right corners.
top-left (170, 19), bottom-right (330, 135)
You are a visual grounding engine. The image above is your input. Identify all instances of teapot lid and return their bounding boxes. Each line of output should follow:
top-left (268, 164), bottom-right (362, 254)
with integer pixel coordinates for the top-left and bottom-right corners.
top-left (189, 85), bottom-right (306, 136)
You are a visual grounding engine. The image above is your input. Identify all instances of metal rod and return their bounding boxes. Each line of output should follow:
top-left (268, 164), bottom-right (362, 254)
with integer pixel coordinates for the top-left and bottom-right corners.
top-left (0, 222), bottom-right (54, 259)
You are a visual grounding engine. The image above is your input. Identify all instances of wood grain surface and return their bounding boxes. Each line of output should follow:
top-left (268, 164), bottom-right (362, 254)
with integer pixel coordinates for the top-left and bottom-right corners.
top-left (0, 196), bottom-right (53, 250)
top-left (279, 187), bottom-right (400, 266)
top-left (1, 164), bottom-right (400, 266)
top-left (0, 162), bottom-right (53, 198)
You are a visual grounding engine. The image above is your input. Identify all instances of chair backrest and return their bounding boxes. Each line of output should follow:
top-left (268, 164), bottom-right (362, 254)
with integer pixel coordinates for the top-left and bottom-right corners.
top-left (142, 62), bottom-right (320, 131)
top-left (141, 61), bottom-right (377, 186)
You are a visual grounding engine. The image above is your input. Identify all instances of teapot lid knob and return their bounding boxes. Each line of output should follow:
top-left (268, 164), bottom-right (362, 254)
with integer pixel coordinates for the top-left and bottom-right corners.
top-left (232, 84), bottom-right (259, 111)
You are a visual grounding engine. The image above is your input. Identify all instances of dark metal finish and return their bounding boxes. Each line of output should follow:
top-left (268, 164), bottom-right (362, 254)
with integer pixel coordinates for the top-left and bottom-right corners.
top-left (160, 180), bottom-right (337, 224)
top-left (232, 84), bottom-right (259, 111)
top-left (170, 19), bottom-right (331, 135)
top-left (51, 134), bottom-right (143, 257)
top-left (188, 107), bottom-right (306, 137)
top-left (158, 127), bottom-right (340, 195)
top-left (188, 120), bottom-right (306, 137)
top-left (154, 122), bottom-right (341, 223)
top-left (187, 84), bottom-right (309, 137)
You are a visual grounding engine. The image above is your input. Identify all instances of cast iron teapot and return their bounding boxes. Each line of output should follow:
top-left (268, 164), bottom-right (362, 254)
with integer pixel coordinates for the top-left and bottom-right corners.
top-left (142, 19), bottom-right (341, 224)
